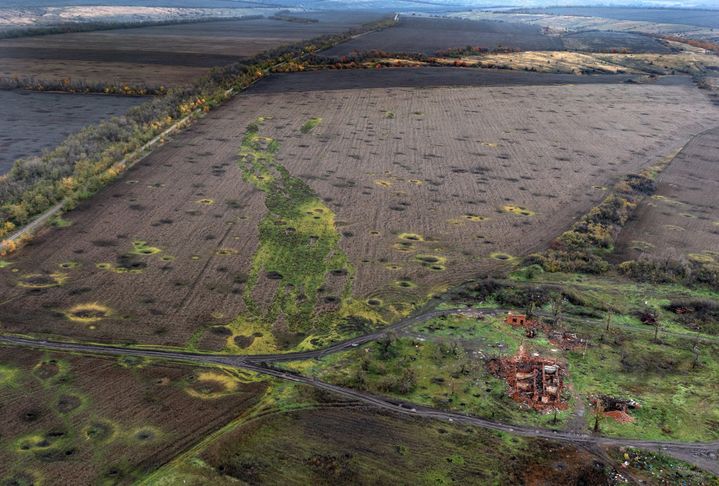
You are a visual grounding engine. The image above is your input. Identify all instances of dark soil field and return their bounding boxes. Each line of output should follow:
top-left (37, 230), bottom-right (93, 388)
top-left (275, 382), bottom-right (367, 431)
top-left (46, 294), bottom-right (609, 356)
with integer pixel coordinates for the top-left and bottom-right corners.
top-left (235, 79), bottom-right (717, 313)
top-left (561, 31), bottom-right (673, 54)
top-left (253, 67), bottom-right (642, 93)
top-left (0, 72), bottom-right (715, 352)
top-left (0, 12), bottom-right (386, 87)
top-left (321, 16), bottom-right (563, 57)
top-left (0, 90), bottom-right (143, 175)
top-left (157, 395), bottom-right (615, 485)
top-left (0, 346), bottom-right (267, 485)
top-left (520, 7), bottom-right (719, 29)
top-left (614, 126), bottom-right (719, 264)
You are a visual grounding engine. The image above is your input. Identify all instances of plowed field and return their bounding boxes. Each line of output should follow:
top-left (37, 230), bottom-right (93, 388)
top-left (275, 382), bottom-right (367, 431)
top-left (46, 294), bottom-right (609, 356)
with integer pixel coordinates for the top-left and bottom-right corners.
top-left (614, 127), bottom-right (719, 264)
top-left (0, 73), bottom-right (716, 351)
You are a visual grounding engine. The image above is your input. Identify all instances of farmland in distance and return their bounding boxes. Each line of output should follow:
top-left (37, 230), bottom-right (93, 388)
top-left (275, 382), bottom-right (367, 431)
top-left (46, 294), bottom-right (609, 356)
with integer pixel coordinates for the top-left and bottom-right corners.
top-left (0, 91), bottom-right (144, 174)
top-left (0, 12), bottom-right (386, 88)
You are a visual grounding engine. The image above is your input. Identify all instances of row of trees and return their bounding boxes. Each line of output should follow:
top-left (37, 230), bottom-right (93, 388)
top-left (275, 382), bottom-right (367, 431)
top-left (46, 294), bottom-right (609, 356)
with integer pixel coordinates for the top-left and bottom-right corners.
top-left (523, 171), bottom-right (653, 274)
top-left (0, 16), bottom-right (397, 247)
top-left (0, 15), bottom-right (264, 40)
top-left (618, 258), bottom-right (719, 290)
top-left (0, 77), bottom-right (166, 96)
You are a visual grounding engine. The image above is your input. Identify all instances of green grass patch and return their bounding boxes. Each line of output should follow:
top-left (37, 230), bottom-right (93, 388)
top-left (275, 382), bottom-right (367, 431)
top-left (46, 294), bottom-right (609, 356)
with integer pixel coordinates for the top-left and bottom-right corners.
top-left (568, 331), bottom-right (719, 441)
top-left (300, 117), bottom-right (322, 134)
top-left (0, 363), bottom-right (20, 387)
top-left (285, 328), bottom-right (570, 430)
top-left (228, 118), bottom-right (378, 352)
top-left (51, 216), bottom-right (73, 228)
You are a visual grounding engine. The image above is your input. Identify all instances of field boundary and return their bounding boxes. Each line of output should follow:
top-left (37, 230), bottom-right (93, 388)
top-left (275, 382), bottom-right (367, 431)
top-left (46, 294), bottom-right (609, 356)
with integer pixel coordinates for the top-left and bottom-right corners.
top-left (4, 107), bottom-right (198, 245)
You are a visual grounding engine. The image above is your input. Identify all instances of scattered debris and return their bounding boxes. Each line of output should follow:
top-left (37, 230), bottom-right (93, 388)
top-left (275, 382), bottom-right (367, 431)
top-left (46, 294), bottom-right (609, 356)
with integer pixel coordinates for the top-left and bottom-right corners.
top-left (592, 395), bottom-right (640, 423)
top-left (604, 410), bottom-right (635, 423)
top-left (638, 309), bottom-right (658, 325)
top-left (548, 330), bottom-right (588, 350)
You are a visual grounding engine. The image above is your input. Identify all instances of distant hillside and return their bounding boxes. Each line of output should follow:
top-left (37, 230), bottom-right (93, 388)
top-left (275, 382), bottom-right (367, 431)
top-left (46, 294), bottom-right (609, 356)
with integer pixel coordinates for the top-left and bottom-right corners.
top-left (3, 1), bottom-right (718, 12)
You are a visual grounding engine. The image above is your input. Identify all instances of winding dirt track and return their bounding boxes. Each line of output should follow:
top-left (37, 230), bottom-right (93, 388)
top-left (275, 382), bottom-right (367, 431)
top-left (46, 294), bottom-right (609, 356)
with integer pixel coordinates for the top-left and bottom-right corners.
top-left (2, 304), bottom-right (718, 475)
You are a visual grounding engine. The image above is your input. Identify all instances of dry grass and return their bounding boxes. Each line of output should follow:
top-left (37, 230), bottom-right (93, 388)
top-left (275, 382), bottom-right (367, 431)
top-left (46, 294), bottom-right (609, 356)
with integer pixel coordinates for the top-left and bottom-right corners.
top-left (457, 49), bottom-right (719, 76)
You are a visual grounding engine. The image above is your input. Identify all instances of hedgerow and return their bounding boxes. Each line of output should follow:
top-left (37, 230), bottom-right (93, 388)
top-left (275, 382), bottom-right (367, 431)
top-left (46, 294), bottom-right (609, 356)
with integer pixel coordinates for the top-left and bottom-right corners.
top-left (523, 170), bottom-right (657, 274)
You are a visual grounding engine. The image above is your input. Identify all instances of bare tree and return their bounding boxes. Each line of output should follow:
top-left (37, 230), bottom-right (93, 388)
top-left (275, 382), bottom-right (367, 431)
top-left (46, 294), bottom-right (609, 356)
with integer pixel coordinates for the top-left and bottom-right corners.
top-left (593, 400), bottom-right (604, 433)
top-left (551, 294), bottom-right (565, 330)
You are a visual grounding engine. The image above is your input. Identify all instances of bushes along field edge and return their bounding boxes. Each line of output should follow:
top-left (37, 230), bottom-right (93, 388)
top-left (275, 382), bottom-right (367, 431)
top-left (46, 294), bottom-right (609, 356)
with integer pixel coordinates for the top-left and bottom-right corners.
top-left (523, 141), bottom-right (719, 290)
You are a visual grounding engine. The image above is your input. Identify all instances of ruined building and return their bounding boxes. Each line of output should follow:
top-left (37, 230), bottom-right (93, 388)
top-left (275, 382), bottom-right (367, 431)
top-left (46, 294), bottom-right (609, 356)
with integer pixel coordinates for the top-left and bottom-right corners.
top-left (505, 312), bottom-right (528, 327)
top-left (489, 346), bottom-right (567, 411)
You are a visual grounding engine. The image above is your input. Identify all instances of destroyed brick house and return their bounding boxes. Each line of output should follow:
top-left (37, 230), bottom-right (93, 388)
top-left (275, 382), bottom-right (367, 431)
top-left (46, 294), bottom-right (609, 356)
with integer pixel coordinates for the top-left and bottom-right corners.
top-left (592, 395), bottom-right (641, 423)
top-left (513, 356), bottom-right (563, 407)
top-left (489, 347), bottom-right (567, 411)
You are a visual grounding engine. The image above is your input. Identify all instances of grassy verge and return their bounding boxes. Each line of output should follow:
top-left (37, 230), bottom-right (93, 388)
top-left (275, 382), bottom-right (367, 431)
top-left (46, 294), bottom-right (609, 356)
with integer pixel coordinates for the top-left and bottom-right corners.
top-left (281, 314), bottom-right (573, 430)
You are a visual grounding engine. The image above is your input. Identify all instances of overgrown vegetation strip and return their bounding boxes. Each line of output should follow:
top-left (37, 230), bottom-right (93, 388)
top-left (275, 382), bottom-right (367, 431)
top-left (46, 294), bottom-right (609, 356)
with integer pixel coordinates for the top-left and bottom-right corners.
top-left (0, 16), bottom-right (397, 255)
top-left (0, 76), bottom-right (168, 96)
top-left (3, 112), bottom-right (197, 247)
top-left (229, 118), bottom-right (369, 348)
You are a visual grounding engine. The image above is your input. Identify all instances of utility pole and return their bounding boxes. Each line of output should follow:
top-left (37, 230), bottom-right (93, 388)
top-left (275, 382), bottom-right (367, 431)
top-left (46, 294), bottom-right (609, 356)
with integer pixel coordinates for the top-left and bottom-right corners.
top-left (551, 295), bottom-right (564, 330)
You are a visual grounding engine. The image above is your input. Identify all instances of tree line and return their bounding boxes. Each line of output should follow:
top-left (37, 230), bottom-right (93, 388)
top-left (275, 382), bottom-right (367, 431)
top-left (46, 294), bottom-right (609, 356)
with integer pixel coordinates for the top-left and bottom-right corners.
top-left (0, 16), bottom-right (397, 253)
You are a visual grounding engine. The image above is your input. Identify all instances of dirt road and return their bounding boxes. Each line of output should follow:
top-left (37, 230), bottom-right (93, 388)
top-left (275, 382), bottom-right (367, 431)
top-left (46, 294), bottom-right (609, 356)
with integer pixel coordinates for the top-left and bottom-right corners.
top-left (2, 328), bottom-right (718, 475)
